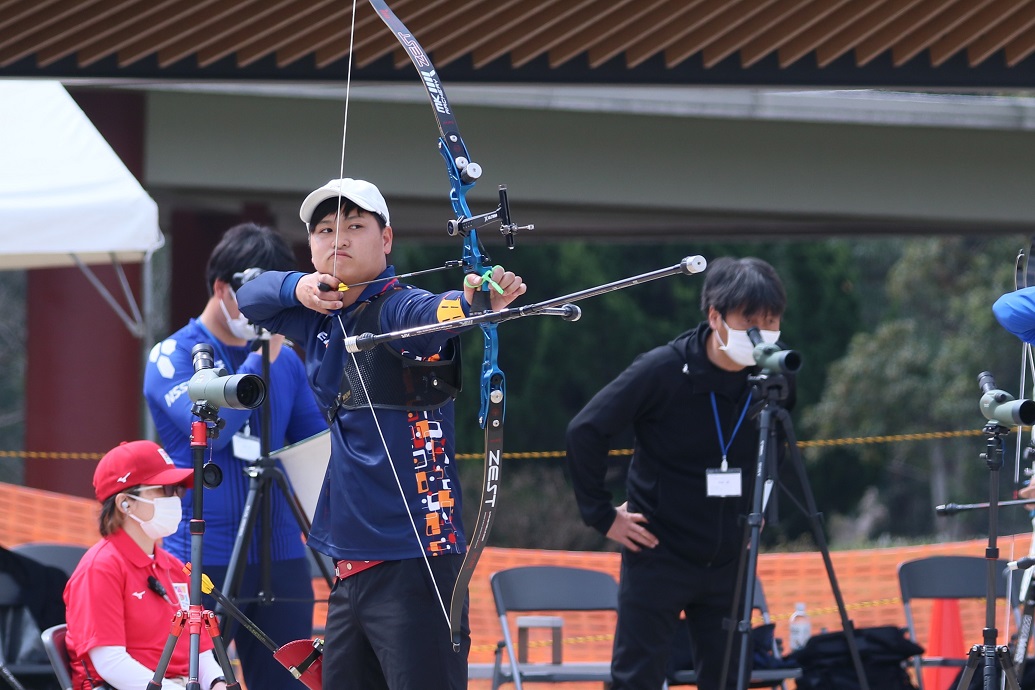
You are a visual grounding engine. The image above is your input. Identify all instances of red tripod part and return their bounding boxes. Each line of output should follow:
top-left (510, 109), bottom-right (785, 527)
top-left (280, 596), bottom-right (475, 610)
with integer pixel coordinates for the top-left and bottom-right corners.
top-left (183, 563), bottom-right (323, 689)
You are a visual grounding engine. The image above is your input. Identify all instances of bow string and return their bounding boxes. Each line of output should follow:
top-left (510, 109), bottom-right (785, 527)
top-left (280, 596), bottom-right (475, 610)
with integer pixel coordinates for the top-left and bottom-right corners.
top-left (334, 0), bottom-right (532, 651)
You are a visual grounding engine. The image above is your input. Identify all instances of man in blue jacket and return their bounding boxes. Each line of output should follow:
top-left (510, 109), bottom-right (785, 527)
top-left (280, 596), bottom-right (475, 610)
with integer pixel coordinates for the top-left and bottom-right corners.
top-left (143, 222), bottom-right (326, 690)
top-left (237, 178), bottom-right (526, 690)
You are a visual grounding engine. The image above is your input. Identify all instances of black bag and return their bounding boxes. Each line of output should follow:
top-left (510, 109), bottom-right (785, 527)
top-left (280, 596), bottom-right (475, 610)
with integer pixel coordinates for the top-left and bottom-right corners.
top-left (787, 625), bottom-right (923, 690)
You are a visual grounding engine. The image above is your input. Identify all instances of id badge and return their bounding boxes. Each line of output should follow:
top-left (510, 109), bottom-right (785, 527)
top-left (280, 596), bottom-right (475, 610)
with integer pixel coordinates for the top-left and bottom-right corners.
top-left (232, 433), bottom-right (261, 461)
top-left (172, 582), bottom-right (190, 610)
top-left (706, 467), bottom-right (742, 497)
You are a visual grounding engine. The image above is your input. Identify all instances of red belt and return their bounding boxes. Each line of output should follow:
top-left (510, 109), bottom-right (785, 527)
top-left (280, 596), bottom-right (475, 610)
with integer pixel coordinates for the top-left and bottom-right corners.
top-left (334, 559), bottom-right (382, 580)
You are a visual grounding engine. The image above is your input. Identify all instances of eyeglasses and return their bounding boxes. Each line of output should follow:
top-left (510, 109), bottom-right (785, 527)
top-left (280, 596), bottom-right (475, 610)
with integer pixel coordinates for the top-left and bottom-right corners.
top-left (134, 484), bottom-right (187, 498)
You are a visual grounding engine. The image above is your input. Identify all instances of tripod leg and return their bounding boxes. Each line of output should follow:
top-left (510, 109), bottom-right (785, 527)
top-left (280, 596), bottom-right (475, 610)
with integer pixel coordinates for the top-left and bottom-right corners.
top-left (202, 611), bottom-right (242, 688)
top-left (719, 520), bottom-right (754, 690)
top-left (223, 471), bottom-right (264, 597)
top-left (219, 469), bottom-right (265, 640)
top-left (149, 609), bottom-right (187, 688)
top-left (732, 406), bottom-right (780, 690)
top-left (999, 646), bottom-right (1024, 690)
top-left (955, 645), bottom-right (982, 690)
top-left (774, 407), bottom-right (871, 690)
top-left (0, 663), bottom-right (27, 690)
top-left (269, 467), bottom-right (334, 587)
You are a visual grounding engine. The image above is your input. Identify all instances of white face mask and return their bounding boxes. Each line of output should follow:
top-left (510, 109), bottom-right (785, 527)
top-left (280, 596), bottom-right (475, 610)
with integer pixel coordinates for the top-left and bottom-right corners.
top-left (126, 495), bottom-right (182, 540)
top-left (220, 288), bottom-right (256, 341)
top-left (717, 319), bottom-right (781, 368)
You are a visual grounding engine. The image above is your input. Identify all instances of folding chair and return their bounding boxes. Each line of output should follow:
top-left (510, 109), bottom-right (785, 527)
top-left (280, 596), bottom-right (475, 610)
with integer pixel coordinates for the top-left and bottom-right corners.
top-left (898, 555), bottom-right (1022, 690)
top-left (0, 572), bottom-right (55, 686)
top-left (10, 544), bottom-right (86, 577)
top-left (0, 543), bottom-right (86, 689)
top-left (488, 565), bottom-right (619, 690)
top-left (40, 625), bottom-right (72, 690)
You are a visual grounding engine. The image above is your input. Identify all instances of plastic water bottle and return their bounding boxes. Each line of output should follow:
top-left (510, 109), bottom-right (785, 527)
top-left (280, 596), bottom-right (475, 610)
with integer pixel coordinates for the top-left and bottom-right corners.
top-left (788, 602), bottom-right (812, 652)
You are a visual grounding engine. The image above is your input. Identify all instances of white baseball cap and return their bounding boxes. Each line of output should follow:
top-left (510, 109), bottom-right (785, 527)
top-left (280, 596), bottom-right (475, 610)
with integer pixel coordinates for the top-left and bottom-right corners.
top-left (299, 178), bottom-right (390, 229)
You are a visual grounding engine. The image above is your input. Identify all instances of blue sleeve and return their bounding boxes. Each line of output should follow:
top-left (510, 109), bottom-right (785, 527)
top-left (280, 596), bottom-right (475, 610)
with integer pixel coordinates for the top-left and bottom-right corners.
top-left (282, 350), bottom-right (327, 443)
top-left (381, 289), bottom-right (470, 356)
top-left (994, 287), bottom-right (1035, 344)
top-left (238, 271), bottom-right (312, 343)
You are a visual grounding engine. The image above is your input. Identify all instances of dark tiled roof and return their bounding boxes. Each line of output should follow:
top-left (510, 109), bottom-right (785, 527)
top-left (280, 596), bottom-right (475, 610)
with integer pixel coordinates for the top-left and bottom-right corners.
top-left (4, 0), bottom-right (1035, 87)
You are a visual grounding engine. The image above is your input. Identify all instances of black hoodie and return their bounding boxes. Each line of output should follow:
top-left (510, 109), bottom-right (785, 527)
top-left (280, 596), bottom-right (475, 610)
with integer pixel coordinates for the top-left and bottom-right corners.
top-left (566, 322), bottom-right (793, 567)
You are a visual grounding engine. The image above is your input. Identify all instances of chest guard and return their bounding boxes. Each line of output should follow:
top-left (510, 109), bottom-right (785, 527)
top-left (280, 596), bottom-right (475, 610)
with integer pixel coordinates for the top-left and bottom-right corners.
top-left (330, 287), bottom-right (462, 419)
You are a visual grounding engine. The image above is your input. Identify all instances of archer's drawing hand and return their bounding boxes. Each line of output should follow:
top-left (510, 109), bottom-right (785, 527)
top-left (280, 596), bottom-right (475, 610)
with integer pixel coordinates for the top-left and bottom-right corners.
top-left (606, 502), bottom-right (658, 552)
top-left (297, 273), bottom-right (346, 314)
top-left (463, 265), bottom-right (527, 312)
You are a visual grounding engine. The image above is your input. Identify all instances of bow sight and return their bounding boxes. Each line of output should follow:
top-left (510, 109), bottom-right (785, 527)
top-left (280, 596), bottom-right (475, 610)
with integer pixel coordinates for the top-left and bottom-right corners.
top-left (445, 184), bottom-right (534, 250)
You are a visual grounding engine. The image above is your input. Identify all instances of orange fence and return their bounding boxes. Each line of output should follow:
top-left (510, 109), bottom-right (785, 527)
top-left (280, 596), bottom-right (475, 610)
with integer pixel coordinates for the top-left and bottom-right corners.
top-left (3, 481), bottom-right (1031, 688)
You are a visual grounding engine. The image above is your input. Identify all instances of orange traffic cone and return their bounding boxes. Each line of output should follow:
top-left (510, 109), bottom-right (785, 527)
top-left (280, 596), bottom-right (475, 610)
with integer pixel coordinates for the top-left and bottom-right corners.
top-left (923, 598), bottom-right (964, 690)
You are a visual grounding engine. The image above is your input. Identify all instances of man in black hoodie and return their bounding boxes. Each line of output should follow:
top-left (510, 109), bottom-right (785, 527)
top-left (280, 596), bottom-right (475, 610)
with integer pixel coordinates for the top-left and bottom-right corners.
top-left (566, 256), bottom-right (789, 690)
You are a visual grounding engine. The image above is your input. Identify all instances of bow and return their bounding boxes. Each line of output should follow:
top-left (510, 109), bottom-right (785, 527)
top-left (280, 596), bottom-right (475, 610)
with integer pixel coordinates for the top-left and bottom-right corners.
top-left (345, 0), bottom-right (532, 650)
top-left (1013, 237), bottom-right (1035, 675)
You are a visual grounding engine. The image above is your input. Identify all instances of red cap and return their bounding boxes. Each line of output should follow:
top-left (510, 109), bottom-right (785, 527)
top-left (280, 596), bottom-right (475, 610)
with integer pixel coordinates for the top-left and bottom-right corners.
top-left (93, 440), bottom-right (194, 502)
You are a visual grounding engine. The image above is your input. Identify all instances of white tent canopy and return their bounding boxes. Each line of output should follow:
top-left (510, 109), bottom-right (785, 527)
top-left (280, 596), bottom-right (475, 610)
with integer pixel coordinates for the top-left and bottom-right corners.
top-left (0, 80), bottom-right (164, 336)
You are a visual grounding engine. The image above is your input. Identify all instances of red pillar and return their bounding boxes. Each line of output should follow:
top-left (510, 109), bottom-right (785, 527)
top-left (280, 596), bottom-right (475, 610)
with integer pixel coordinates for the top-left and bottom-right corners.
top-left (24, 265), bottom-right (144, 496)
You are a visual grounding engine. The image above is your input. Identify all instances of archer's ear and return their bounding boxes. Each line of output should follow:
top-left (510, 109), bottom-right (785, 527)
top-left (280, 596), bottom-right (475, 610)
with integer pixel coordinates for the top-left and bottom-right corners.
top-left (382, 225), bottom-right (394, 255)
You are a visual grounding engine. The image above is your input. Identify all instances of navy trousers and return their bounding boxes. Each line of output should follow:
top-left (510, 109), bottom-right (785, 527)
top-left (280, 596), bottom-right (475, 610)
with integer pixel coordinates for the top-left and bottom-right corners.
top-left (321, 555), bottom-right (469, 690)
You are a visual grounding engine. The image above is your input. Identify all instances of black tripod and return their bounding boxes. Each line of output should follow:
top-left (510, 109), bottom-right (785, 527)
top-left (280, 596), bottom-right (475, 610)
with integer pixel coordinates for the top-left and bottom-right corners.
top-left (218, 337), bottom-right (333, 639)
top-left (150, 405), bottom-right (240, 689)
top-left (953, 420), bottom-right (1024, 690)
top-left (719, 346), bottom-right (870, 690)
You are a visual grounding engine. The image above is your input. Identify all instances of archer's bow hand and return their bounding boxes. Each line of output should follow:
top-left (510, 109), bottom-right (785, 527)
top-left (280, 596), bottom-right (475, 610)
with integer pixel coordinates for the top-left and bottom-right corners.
top-left (297, 272), bottom-right (346, 315)
top-left (463, 265), bottom-right (526, 312)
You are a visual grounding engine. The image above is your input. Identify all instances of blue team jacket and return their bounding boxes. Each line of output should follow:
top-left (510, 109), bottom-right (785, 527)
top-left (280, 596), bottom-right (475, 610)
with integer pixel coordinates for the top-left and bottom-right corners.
top-left (237, 267), bottom-right (470, 562)
top-left (143, 318), bottom-right (326, 566)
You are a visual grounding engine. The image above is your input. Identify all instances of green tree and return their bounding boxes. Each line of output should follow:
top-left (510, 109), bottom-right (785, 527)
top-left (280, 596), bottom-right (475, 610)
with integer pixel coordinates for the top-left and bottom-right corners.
top-left (803, 236), bottom-right (1031, 544)
top-left (393, 238), bottom-right (863, 549)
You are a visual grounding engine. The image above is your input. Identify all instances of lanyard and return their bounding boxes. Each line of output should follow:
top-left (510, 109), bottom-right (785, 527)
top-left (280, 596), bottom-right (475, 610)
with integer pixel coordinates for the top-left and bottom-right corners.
top-left (710, 390), bottom-right (752, 471)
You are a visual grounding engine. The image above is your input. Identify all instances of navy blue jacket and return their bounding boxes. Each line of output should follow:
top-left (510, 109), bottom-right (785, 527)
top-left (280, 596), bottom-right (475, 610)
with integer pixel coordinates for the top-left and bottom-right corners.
top-left (238, 267), bottom-right (470, 561)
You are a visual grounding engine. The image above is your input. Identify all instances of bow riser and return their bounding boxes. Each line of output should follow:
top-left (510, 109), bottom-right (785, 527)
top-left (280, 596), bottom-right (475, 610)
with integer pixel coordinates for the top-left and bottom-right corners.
top-left (367, 0), bottom-right (513, 652)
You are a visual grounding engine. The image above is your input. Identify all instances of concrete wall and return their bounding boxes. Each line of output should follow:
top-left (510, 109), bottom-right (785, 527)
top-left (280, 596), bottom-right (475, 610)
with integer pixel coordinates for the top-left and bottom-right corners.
top-left (143, 89), bottom-right (1035, 240)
